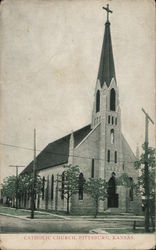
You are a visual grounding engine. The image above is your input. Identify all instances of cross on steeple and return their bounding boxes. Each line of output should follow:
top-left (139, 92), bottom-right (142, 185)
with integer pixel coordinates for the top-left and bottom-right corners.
top-left (98, 3), bottom-right (116, 87)
top-left (102, 4), bottom-right (113, 22)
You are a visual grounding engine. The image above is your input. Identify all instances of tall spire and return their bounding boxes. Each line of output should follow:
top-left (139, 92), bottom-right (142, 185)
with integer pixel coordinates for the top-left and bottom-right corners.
top-left (98, 4), bottom-right (116, 87)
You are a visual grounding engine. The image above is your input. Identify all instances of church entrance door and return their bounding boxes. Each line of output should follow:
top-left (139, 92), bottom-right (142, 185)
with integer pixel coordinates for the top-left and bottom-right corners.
top-left (107, 175), bottom-right (118, 208)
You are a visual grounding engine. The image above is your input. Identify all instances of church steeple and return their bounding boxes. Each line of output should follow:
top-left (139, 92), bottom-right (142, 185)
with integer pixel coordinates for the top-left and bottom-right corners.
top-left (98, 4), bottom-right (116, 87)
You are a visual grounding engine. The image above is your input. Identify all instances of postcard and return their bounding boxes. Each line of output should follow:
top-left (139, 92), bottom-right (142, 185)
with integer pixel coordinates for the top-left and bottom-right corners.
top-left (0, 0), bottom-right (155, 249)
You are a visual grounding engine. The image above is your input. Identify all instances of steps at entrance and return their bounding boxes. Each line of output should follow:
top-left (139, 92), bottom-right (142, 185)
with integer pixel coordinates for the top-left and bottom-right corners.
top-left (104, 208), bottom-right (120, 214)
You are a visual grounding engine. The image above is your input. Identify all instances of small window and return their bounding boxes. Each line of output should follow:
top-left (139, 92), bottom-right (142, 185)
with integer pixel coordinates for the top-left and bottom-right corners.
top-left (111, 129), bottom-right (114, 144)
top-left (110, 88), bottom-right (116, 111)
top-left (42, 177), bottom-right (45, 200)
top-left (91, 159), bottom-right (94, 178)
top-left (108, 116), bottom-right (110, 124)
top-left (122, 163), bottom-right (125, 170)
top-left (79, 173), bottom-right (84, 200)
top-left (115, 118), bottom-right (117, 125)
top-left (96, 90), bottom-right (100, 113)
top-left (46, 176), bottom-right (49, 201)
top-left (107, 150), bottom-right (110, 162)
top-left (115, 151), bottom-right (117, 163)
top-left (51, 175), bottom-right (54, 200)
top-left (112, 117), bottom-right (114, 125)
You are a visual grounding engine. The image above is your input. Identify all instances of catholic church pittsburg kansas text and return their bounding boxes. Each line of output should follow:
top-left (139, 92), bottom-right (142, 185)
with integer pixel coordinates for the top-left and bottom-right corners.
top-left (21, 5), bottom-right (141, 215)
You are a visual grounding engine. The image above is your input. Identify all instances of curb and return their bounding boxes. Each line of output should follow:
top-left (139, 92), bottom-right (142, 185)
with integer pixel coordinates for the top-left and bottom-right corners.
top-left (0, 212), bottom-right (144, 222)
top-left (0, 213), bottom-right (30, 221)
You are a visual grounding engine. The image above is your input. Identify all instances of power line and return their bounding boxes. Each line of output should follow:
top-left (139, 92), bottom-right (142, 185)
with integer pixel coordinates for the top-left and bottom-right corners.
top-left (142, 108), bottom-right (154, 232)
top-left (0, 141), bottom-right (137, 164)
top-left (0, 142), bottom-right (36, 151)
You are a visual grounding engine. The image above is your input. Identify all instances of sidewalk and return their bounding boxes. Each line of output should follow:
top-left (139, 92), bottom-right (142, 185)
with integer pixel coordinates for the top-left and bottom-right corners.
top-left (0, 206), bottom-right (148, 234)
top-left (89, 227), bottom-right (147, 234)
top-left (0, 206), bottom-right (144, 222)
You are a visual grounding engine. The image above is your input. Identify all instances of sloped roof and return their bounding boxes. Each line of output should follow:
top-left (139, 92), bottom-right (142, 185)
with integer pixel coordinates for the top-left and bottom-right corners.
top-left (21, 124), bottom-right (92, 174)
top-left (121, 133), bottom-right (136, 160)
top-left (98, 21), bottom-right (116, 87)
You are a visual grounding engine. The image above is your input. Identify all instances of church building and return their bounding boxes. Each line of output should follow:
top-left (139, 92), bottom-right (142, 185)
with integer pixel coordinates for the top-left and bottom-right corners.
top-left (22, 5), bottom-right (141, 214)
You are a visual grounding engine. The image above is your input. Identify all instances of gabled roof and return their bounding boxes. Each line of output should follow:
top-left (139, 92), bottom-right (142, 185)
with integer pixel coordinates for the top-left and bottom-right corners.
top-left (121, 133), bottom-right (136, 160)
top-left (21, 124), bottom-right (92, 174)
top-left (98, 21), bottom-right (116, 87)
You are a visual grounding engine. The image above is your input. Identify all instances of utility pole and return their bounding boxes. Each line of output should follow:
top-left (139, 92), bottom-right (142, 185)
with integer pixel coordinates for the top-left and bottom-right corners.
top-left (142, 108), bottom-right (154, 232)
top-left (9, 165), bottom-right (25, 209)
top-left (31, 128), bottom-right (36, 219)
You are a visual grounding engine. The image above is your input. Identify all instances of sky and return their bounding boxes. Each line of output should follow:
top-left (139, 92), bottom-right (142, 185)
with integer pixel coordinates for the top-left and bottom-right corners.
top-left (0, 0), bottom-right (155, 182)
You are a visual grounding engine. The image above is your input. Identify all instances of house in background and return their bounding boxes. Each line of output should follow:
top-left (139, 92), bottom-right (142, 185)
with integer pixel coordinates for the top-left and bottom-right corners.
top-left (21, 6), bottom-right (141, 215)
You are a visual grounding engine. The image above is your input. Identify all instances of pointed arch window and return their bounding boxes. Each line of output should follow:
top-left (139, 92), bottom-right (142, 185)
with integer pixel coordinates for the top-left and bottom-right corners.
top-left (96, 90), bottom-right (100, 113)
top-left (107, 150), bottom-right (110, 163)
top-left (42, 177), bottom-right (45, 200)
top-left (108, 115), bottom-right (110, 124)
top-left (79, 173), bottom-right (84, 200)
top-left (114, 151), bottom-right (117, 163)
top-left (122, 163), bottom-right (125, 170)
top-left (112, 116), bottom-right (114, 125)
top-left (111, 129), bottom-right (114, 144)
top-left (45, 176), bottom-right (49, 208)
top-left (61, 172), bottom-right (65, 200)
top-left (110, 88), bottom-right (116, 111)
top-left (51, 175), bottom-right (54, 200)
top-left (91, 159), bottom-right (94, 178)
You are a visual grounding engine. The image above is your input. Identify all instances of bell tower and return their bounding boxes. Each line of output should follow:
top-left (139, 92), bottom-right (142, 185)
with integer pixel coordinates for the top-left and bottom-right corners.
top-left (91, 5), bottom-right (123, 186)
top-left (92, 4), bottom-right (116, 129)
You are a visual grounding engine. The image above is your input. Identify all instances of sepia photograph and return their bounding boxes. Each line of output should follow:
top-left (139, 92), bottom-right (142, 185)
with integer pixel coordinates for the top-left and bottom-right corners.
top-left (0, 0), bottom-right (155, 249)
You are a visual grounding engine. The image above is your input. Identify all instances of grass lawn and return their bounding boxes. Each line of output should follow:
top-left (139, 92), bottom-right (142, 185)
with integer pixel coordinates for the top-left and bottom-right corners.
top-left (0, 206), bottom-right (31, 216)
top-left (0, 206), bottom-right (62, 219)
